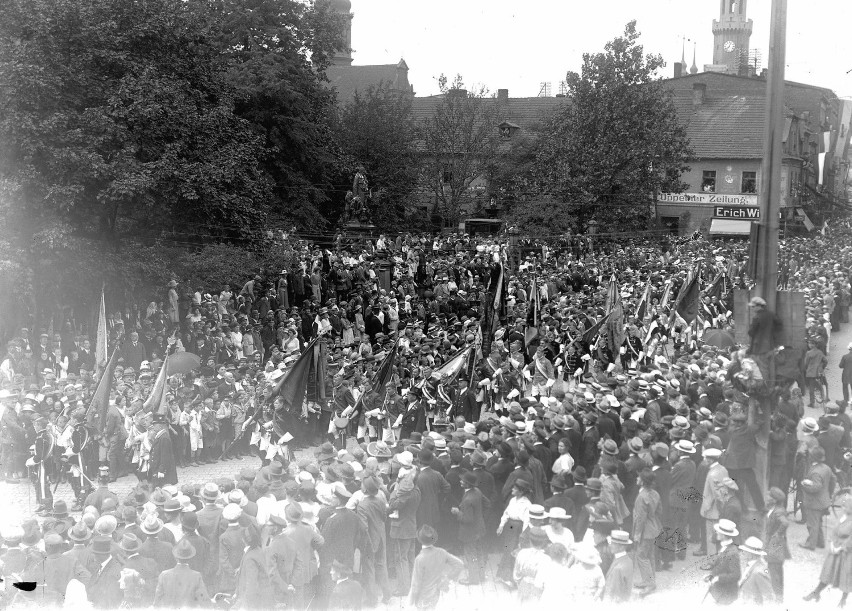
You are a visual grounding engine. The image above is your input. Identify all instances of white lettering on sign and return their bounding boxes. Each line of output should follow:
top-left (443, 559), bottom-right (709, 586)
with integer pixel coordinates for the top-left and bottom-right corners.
top-left (658, 192), bottom-right (759, 206)
top-left (713, 206), bottom-right (760, 219)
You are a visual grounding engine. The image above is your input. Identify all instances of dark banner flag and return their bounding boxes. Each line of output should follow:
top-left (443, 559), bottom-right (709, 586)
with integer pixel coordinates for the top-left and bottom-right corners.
top-left (86, 347), bottom-right (119, 431)
top-left (581, 312), bottom-right (611, 348)
top-left (675, 265), bottom-right (701, 324)
top-left (271, 336), bottom-right (319, 436)
top-left (481, 260), bottom-right (505, 356)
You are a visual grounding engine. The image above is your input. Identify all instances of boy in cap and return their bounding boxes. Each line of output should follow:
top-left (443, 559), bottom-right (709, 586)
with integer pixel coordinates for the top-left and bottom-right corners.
top-left (153, 539), bottom-right (209, 608)
top-left (409, 525), bottom-right (463, 609)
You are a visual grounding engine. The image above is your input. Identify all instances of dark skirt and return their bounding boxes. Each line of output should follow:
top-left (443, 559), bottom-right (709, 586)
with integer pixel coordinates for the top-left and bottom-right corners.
top-left (820, 550), bottom-right (852, 592)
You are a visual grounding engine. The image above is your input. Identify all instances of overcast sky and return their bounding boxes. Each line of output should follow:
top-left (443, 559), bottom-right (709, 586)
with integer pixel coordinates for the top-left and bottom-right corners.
top-left (347, 0), bottom-right (852, 98)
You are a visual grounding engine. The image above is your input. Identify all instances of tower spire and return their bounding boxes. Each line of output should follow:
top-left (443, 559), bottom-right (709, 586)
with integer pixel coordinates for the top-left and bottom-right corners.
top-left (681, 37), bottom-right (686, 65)
top-left (690, 42), bottom-right (698, 74)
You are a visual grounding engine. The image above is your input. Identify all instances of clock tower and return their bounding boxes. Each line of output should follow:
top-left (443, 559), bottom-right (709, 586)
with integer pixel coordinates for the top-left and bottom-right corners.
top-left (712, 0), bottom-right (753, 74)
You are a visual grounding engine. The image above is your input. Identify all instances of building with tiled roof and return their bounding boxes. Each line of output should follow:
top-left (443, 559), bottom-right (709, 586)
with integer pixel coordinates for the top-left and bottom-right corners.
top-left (655, 75), bottom-right (819, 236)
top-left (322, 0), bottom-right (413, 103)
top-left (408, 90), bottom-right (568, 223)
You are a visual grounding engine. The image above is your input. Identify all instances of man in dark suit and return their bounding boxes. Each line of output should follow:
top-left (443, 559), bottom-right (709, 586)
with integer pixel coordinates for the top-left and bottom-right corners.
top-left (704, 519), bottom-right (741, 605)
top-left (764, 487), bottom-right (790, 602)
top-left (415, 449), bottom-right (450, 533)
top-left (319, 482), bottom-right (366, 603)
top-left (543, 473), bottom-right (575, 517)
top-left (149, 414), bottom-right (177, 487)
top-left (39, 532), bottom-right (91, 605)
top-left (355, 476), bottom-right (388, 606)
top-left (669, 440), bottom-right (698, 560)
top-left (564, 466), bottom-right (590, 541)
top-left (602, 530), bottom-right (635, 602)
top-left (120, 533), bottom-right (159, 606)
top-left (138, 515), bottom-right (176, 574)
top-left (121, 332), bottom-right (147, 371)
top-left (103, 400), bottom-right (127, 480)
top-left (329, 560), bottom-right (363, 611)
top-left (801, 446), bottom-right (834, 550)
top-left (153, 539), bottom-right (210, 607)
top-left (725, 404), bottom-right (765, 513)
top-left (196, 482), bottom-right (223, 590)
top-left (86, 536), bottom-right (123, 608)
top-left (452, 471), bottom-right (489, 585)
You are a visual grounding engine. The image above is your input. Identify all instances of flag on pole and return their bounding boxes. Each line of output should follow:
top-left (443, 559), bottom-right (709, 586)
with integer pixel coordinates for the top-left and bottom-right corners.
top-left (635, 281), bottom-right (651, 321)
top-left (606, 301), bottom-right (626, 357)
top-left (95, 287), bottom-right (108, 378)
top-left (660, 279), bottom-right (673, 310)
top-left (86, 347), bottom-right (119, 431)
top-left (581, 312), bottom-right (611, 347)
top-left (271, 336), bottom-right (320, 436)
top-left (675, 265), bottom-right (701, 324)
top-left (350, 339), bottom-right (399, 421)
top-left (525, 275), bottom-right (540, 347)
top-left (604, 274), bottom-right (620, 313)
top-left (481, 260), bottom-right (505, 356)
top-left (432, 345), bottom-right (473, 381)
top-left (144, 354), bottom-right (171, 416)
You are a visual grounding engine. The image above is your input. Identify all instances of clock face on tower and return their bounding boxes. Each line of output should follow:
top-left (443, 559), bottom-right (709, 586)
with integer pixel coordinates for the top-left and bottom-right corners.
top-left (724, 40), bottom-right (736, 52)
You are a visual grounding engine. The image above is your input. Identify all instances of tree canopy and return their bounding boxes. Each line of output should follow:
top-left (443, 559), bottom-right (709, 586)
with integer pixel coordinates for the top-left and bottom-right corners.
top-left (0, 0), bottom-right (345, 330)
top-left (335, 82), bottom-right (420, 229)
top-left (419, 76), bottom-right (499, 228)
top-left (517, 21), bottom-right (692, 233)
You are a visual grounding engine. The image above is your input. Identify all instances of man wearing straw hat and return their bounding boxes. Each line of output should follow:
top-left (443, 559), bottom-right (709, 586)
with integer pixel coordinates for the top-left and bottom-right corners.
top-left (703, 519), bottom-right (741, 605)
top-left (602, 529), bottom-right (634, 602)
top-left (737, 536), bottom-right (775, 605)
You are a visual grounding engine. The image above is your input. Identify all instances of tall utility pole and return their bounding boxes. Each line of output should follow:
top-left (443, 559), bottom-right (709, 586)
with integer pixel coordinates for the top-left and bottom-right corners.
top-left (754, 0), bottom-right (787, 516)
top-left (755, 0), bottom-right (787, 307)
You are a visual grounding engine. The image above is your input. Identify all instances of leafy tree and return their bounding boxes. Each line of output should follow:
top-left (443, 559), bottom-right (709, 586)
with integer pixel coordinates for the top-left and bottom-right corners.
top-left (335, 82), bottom-right (419, 229)
top-left (419, 76), bottom-right (499, 228)
top-left (527, 21), bottom-right (691, 233)
top-left (208, 0), bottom-right (348, 230)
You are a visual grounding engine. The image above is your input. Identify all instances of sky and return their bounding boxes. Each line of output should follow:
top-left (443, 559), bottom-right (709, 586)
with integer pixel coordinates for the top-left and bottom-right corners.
top-left (346, 0), bottom-right (852, 98)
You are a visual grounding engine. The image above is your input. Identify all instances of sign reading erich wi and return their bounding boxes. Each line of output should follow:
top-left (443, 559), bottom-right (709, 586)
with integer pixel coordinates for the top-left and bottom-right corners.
top-left (713, 205), bottom-right (760, 219)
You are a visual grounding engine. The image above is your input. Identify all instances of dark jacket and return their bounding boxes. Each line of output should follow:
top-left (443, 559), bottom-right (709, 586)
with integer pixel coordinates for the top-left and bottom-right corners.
top-left (707, 543), bottom-right (741, 605)
top-left (149, 429), bottom-right (178, 485)
top-left (416, 467), bottom-right (450, 530)
top-left (456, 487), bottom-right (489, 543)
top-left (86, 555), bottom-right (124, 608)
top-left (389, 486), bottom-right (421, 540)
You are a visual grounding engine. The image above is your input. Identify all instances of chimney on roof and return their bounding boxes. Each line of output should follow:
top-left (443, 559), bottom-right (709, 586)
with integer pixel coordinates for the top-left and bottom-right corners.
top-left (674, 62), bottom-right (684, 78)
top-left (692, 82), bottom-right (707, 106)
top-left (497, 89), bottom-right (509, 104)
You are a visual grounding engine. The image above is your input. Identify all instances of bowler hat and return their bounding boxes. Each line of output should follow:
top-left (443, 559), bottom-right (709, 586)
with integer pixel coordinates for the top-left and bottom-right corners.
top-left (91, 536), bottom-right (112, 555)
top-left (119, 533), bottom-right (141, 554)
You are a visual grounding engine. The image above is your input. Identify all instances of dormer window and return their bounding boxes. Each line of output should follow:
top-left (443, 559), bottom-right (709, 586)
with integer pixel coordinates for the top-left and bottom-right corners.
top-left (498, 121), bottom-right (520, 139)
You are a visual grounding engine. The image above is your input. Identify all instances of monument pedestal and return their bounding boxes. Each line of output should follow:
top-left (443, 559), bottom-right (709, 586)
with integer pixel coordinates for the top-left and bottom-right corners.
top-left (341, 220), bottom-right (380, 242)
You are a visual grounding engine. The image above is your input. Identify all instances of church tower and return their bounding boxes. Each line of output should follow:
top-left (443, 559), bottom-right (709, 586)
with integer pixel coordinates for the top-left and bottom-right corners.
top-left (712, 0), bottom-right (753, 74)
top-left (327, 0), bottom-right (353, 66)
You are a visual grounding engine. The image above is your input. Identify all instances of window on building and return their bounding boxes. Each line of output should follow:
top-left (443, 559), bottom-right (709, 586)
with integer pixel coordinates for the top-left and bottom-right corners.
top-left (702, 170), bottom-right (717, 192)
top-left (741, 171), bottom-right (757, 193)
top-left (442, 169), bottom-right (453, 183)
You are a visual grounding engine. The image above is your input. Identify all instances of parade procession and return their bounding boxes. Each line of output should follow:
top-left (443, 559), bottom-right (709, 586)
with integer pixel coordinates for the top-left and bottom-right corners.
top-left (2, 0), bottom-right (852, 608)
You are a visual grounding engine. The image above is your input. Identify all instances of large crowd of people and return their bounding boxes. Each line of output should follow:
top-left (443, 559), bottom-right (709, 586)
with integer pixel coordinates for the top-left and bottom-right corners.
top-left (1, 224), bottom-right (852, 609)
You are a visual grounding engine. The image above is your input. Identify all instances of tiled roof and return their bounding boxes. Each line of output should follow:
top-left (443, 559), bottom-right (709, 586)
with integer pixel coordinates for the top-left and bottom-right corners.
top-left (669, 90), bottom-right (765, 159)
top-left (326, 64), bottom-right (411, 103)
top-left (410, 96), bottom-right (566, 127)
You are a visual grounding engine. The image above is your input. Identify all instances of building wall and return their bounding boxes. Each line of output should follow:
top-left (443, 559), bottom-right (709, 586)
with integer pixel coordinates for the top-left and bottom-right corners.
top-left (656, 157), bottom-right (802, 234)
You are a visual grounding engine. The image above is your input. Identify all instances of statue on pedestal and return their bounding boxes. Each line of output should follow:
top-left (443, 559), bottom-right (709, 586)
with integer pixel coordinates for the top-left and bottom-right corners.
top-left (343, 167), bottom-right (372, 225)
